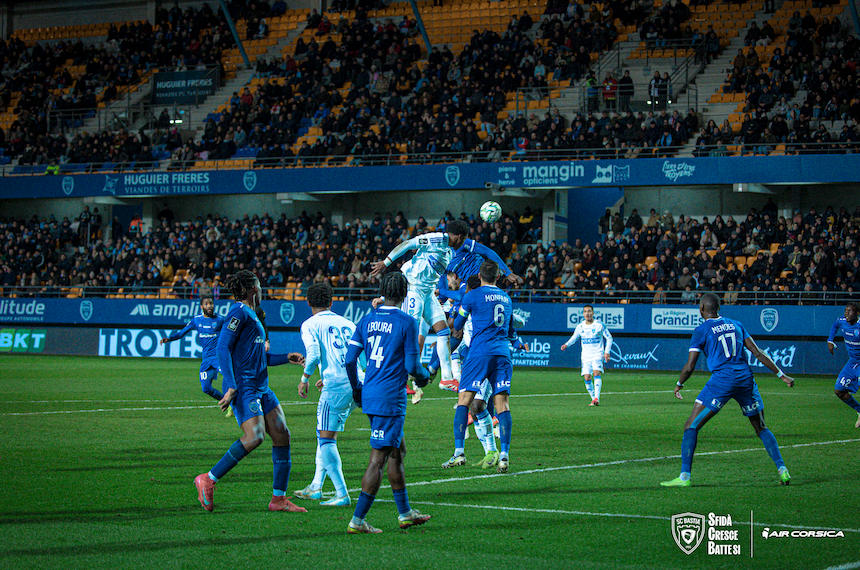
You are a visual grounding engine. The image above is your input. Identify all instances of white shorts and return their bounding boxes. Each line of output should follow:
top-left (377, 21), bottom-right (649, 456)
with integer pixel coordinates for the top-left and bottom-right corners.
top-left (401, 287), bottom-right (446, 330)
top-left (581, 358), bottom-right (604, 376)
top-left (316, 389), bottom-right (357, 432)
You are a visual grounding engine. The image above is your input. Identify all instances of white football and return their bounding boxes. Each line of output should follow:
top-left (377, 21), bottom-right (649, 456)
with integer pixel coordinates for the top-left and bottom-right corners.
top-left (480, 201), bottom-right (502, 223)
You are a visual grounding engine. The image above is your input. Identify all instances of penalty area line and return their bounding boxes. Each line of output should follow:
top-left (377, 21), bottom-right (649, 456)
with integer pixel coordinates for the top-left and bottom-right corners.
top-left (353, 437), bottom-right (860, 493)
top-left (373, 499), bottom-right (860, 534)
top-left (822, 563), bottom-right (860, 570)
top-left (0, 399), bottom-right (318, 416)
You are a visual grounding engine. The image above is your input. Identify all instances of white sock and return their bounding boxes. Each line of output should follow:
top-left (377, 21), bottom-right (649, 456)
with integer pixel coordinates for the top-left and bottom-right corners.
top-left (311, 439), bottom-right (326, 489)
top-left (584, 379), bottom-right (595, 399)
top-left (437, 329), bottom-right (454, 381)
top-left (473, 411), bottom-right (495, 454)
top-left (451, 357), bottom-right (461, 380)
top-left (594, 376), bottom-right (603, 401)
top-left (319, 438), bottom-right (347, 497)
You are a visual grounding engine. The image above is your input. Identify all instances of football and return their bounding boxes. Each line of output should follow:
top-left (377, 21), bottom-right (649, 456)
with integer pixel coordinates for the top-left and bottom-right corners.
top-left (480, 201), bottom-right (502, 223)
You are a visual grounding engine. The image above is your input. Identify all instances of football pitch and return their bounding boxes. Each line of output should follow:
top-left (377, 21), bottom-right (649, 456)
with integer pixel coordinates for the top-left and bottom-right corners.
top-left (1, 356), bottom-right (857, 570)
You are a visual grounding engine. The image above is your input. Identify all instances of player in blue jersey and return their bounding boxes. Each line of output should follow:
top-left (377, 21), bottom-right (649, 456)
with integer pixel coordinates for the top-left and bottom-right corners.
top-left (827, 302), bottom-right (860, 428)
top-left (344, 272), bottom-right (432, 534)
top-left (661, 293), bottom-right (795, 488)
top-left (193, 270), bottom-right (308, 514)
top-left (443, 260), bottom-right (520, 474)
top-left (438, 219), bottom-right (522, 389)
top-left (160, 296), bottom-right (227, 411)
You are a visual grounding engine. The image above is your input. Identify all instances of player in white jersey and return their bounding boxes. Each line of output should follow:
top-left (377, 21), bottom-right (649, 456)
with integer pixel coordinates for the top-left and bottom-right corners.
top-left (561, 305), bottom-right (613, 406)
top-left (371, 231), bottom-right (456, 398)
top-left (293, 283), bottom-right (359, 507)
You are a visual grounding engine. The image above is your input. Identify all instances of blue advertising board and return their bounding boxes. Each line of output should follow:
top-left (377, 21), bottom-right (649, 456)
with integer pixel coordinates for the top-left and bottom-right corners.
top-left (4, 155), bottom-right (860, 199)
top-left (1, 322), bottom-right (838, 375)
top-left (0, 298), bottom-right (847, 340)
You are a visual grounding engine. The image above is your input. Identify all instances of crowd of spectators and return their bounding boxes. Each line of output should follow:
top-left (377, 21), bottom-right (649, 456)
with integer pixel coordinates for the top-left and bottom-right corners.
top-left (0, 204), bottom-right (542, 300)
top-left (718, 10), bottom-right (860, 155)
top-left (3, 197), bottom-right (859, 306)
top-left (563, 198), bottom-right (860, 305)
top-left (0, 0), bottom-right (294, 162)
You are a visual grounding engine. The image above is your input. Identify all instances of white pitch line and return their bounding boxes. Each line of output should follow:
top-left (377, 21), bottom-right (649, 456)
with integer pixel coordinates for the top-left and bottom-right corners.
top-left (822, 562), bottom-right (860, 570)
top-left (4, 387), bottom-right (831, 407)
top-left (0, 399), bottom-right (318, 416)
top-left (372, 499), bottom-right (860, 534)
top-left (350, 437), bottom-right (860, 493)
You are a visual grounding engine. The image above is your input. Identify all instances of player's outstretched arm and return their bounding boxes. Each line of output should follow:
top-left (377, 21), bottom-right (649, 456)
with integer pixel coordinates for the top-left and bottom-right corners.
top-left (675, 350), bottom-right (701, 400)
top-left (744, 336), bottom-right (794, 387)
top-left (161, 320), bottom-right (195, 344)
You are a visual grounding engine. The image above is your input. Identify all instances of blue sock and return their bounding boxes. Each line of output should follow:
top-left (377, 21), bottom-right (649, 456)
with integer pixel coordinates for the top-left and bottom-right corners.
top-left (454, 405), bottom-right (469, 450)
top-left (428, 342), bottom-right (440, 372)
top-left (449, 335), bottom-right (461, 352)
top-left (758, 429), bottom-right (785, 470)
top-left (681, 428), bottom-right (698, 474)
top-left (272, 445), bottom-right (292, 495)
top-left (353, 491), bottom-right (375, 521)
top-left (319, 438), bottom-right (347, 497)
top-left (210, 439), bottom-right (249, 480)
top-left (392, 488), bottom-right (411, 515)
top-left (497, 410), bottom-right (512, 454)
top-left (843, 395), bottom-right (860, 413)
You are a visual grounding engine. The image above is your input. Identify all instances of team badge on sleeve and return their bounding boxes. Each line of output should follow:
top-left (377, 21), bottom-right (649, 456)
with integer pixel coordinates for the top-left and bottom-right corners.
top-left (228, 317), bottom-right (241, 331)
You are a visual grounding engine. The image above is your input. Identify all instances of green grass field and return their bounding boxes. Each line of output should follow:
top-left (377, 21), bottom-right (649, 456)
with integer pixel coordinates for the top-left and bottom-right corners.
top-left (0, 355), bottom-right (857, 570)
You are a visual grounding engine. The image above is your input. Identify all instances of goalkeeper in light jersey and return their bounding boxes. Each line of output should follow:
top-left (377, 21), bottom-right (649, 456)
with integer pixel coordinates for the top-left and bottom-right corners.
top-left (370, 231), bottom-right (456, 395)
top-left (560, 305), bottom-right (613, 406)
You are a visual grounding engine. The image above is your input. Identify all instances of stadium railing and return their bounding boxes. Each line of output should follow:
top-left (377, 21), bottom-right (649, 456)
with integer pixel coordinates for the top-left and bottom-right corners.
top-left (3, 285), bottom-right (856, 306)
top-left (5, 140), bottom-right (857, 176)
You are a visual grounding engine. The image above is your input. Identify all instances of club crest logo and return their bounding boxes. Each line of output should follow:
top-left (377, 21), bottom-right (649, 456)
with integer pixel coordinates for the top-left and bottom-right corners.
top-left (760, 308), bottom-right (779, 332)
top-left (79, 300), bottom-right (93, 321)
top-left (103, 175), bottom-right (119, 195)
top-left (243, 171), bottom-right (257, 191)
top-left (62, 176), bottom-right (75, 195)
top-left (592, 164), bottom-right (630, 184)
top-left (279, 302), bottom-right (295, 325)
top-left (445, 165), bottom-right (460, 186)
top-left (671, 512), bottom-right (706, 555)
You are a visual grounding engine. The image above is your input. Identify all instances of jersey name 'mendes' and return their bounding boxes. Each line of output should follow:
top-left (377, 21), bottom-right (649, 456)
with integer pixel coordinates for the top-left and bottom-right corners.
top-left (710, 323), bottom-right (736, 334)
top-left (483, 294), bottom-right (507, 302)
top-left (367, 321), bottom-right (393, 334)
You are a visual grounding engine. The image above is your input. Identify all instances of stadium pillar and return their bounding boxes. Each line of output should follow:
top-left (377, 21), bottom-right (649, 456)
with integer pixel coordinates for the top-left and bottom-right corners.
top-left (218, 0), bottom-right (252, 69)
top-left (0, 1), bottom-right (11, 41)
top-left (849, 0), bottom-right (860, 37)
top-left (407, 0), bottom-right (433, 54)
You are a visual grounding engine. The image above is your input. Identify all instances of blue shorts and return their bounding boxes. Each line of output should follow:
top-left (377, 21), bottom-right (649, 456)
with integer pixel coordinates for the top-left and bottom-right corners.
top-left (835, 362), bottom-right (860, 393)
top-left (460, 354), bottom-right (512, 397)
top-left (199, 367), bottom-right (219, 387)
top-left (696, 375), bottom-right (763, 417)
top-left (367, 414), bottom-right (405, 450)
top-left (317, 389), bottom-right (357, 432)
top-left (233, 385), bottom-right (281, 426)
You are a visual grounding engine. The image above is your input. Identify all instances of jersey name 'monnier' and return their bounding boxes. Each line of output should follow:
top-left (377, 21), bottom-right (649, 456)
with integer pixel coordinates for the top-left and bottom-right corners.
top-left (457, 285), bottom-right (515, 357)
